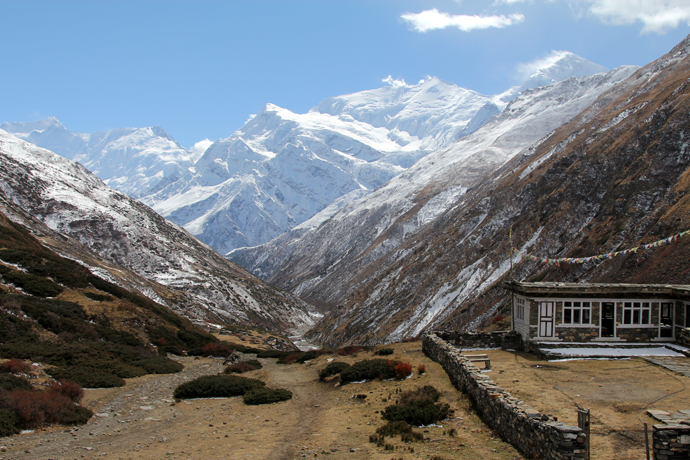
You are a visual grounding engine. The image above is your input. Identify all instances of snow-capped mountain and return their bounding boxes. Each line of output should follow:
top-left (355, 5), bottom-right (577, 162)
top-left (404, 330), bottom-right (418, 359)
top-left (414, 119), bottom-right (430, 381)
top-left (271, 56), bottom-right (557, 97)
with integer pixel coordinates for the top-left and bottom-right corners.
top-left (0, 129), bottom-right (320, 333)
top-left (1, 118), bottom-right (199, 199)
top-left (229, 62), bottom-right (640, 345)
top-left (143, 78), bottom-right (511, 254)
top-left (3, 52), bottom-right (611, 257)
top-left (145, 55), bottom-right (609, 255)
top-left (519, 51), bottom-right (609, 91)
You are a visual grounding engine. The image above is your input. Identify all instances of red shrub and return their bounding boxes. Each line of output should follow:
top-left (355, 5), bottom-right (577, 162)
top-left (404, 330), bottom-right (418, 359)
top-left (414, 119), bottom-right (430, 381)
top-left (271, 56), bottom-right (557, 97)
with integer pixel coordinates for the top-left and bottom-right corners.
top-left (202, 343), bottom-right (233, 357)
top-left (417, 364), bottom-right (426, 375)
top-left (0, 359), bottom-right (31, 375)
top-left (336, 346), bottom-right (362, 356)
top-left (49, 380), bottom-right (84, 403)
top-left (492, 315), bottom-right (507, 324)
top-left (395, 362), bottom-right (413, 380)
top-left (282, 353), bottom-right (301, 364)
top-left (0, 389), bottom-right (90, 429)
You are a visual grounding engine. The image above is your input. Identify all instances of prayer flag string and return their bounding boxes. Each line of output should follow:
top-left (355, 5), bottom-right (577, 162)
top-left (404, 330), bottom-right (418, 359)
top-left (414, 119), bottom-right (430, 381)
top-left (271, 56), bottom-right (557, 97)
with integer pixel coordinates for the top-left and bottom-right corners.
top-left (513, 230), bottom-right (690, 266)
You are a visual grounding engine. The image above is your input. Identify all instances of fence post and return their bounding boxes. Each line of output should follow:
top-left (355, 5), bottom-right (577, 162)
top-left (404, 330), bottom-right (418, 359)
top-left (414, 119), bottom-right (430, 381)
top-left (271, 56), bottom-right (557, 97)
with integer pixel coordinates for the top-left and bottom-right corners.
top-left (577, 406), bottom-right (591, 460)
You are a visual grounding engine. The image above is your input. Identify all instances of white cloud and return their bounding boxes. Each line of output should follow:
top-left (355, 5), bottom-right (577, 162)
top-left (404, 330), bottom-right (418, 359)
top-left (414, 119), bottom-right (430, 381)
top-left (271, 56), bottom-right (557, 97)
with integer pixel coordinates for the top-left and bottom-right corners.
top-left (190, 139), bottom-right (213, 160)
top-left (382, 75), bottom-right (408, 87)
top-left (583, 0), bottom-right (690, 34)
top-left (516, 50), bottom-right (571, 80)
top-left (401, 8), bottom-right (525, 32)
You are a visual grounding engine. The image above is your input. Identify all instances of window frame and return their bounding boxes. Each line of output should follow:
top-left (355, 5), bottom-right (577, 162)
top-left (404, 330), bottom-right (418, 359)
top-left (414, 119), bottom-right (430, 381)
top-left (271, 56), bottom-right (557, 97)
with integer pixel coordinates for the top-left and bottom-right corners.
top-left (562, 300), bottom-right (592, 326)
top-left (622, 301), bottom-right (651, 325)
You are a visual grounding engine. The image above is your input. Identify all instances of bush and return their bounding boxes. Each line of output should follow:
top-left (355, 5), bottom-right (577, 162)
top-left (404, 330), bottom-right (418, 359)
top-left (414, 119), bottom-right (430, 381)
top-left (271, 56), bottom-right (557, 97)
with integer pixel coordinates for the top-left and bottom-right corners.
top-left (0, 374), bottom-right (32, 392)
top-left (48, 380), bottom-right (84, 403)
top-left (340, 359), bottom-right (396, 384)
top-left (256, 350), bottom-right (291, 360)
top-left (0, 408), bottom-right (20, 437)
top-left (318, 362), bottom-right (351, 381)
top-left (243, 388), bottom-right (292, 405)
top-left (201, 343), bottom-right (234, 358)
top-left (223, 362), bottom-right (260, 374)
top-left (0, 359), bottom-right (30, 374)
top-left (375, 348), bottom-right (394, 356)
top-left (417, 364), bottom-right (426, 375)
top-left (83, 292), bottom-right (113, 302)
top-left (0, 389), bottom-right (92, 429)
top-left (130, 357), bottom-right (184, 375)
top-left (395, 362), bottom-right (413, 380)
top-left (373, 421), bottom-right (424, 442)
top-left (48, 367), bottom-right (125, 388)
top-left (173, 375), bottom-right (265, 400)
top-left (2, 271), bottom-right (63, 297)
top-left (336, 346), bottom-right (364, 356)
top-left (382, 385), bottom-right (452, 426)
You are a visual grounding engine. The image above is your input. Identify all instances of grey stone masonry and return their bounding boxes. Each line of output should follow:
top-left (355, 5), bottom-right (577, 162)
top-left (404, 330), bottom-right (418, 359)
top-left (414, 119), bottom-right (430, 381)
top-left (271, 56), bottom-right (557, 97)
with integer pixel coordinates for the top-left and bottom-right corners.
top-left (653, 424), bottom-right (690, 459)
top-left (423, 333), bottom-right (586, 460)
top-left (435, 330), bottom-right (524, 351)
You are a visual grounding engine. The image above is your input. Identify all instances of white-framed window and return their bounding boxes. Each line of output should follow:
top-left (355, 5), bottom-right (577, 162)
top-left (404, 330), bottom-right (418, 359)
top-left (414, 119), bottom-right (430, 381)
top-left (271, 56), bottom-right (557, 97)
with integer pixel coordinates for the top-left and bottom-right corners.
top-left (563, 301), bottom-right (591, 325)
top-left (516, 297), bottom-right (525, 321)
top-left (623, 301), bottom-right (651, 325)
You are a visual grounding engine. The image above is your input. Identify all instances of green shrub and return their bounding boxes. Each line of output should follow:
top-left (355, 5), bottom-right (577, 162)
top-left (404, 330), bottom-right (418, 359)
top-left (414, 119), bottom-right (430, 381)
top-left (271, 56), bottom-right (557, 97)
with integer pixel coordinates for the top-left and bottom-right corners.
top-left (295, 350), bottom-right (318, 363)
top-left (0, 374), bottom-right (32, 392)
top-left (381, 385), bottom-right (452, 426)
top-left (83, 292), bottom-right (112, 302)
top-left (48, 367), bottom-right (125, 388)
top-left (0, 408), bottom-right (20, 437)
top-left (2, 271), bottom-right (63, 297)
top-left (319, 362), bottom-right (351, 381)
top-left (131, 357), bottom-right (184, 374)
top-left (340, 359), bottom-right (396, 384)
top-left (173, 375), bottom-right (265, 400)
top-left (374, 421), bottom-right (424, 442)
top-left (256, 350), bottom-right (291, 360)
top-left (375, 348), bottom-right (394, 356)
top-left (243, 388), bottom-right (292, 405)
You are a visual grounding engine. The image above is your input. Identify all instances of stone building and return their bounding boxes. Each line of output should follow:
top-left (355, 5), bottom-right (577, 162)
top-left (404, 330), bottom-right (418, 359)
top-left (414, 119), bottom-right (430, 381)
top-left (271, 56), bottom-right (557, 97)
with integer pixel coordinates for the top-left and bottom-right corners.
top-left (505, 282), bottom-right (690, 343)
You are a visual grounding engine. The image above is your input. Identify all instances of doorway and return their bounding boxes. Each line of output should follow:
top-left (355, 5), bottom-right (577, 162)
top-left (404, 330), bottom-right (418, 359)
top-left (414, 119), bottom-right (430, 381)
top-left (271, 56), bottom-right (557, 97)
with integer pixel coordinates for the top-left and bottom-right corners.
top-left (539, 302), bottom-right (555, 338)
top-left (601, 302), bottom-right (615, 338)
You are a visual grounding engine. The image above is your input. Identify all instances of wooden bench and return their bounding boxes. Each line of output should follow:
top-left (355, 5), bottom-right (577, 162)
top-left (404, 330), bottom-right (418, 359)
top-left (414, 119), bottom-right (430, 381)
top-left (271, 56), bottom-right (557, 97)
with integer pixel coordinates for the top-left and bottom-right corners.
top-left (463, 353), bottom-right (491, 370)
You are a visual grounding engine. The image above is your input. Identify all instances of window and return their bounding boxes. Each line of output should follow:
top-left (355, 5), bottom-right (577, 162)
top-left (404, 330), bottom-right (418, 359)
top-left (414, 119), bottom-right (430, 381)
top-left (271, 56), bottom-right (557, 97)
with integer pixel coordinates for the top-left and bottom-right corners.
top-left (623, 302), bottom-right (651, 325)
top-left (563, 301), bottom-right (591, 325)
top-left (516, 297), bottom-right (525, 321)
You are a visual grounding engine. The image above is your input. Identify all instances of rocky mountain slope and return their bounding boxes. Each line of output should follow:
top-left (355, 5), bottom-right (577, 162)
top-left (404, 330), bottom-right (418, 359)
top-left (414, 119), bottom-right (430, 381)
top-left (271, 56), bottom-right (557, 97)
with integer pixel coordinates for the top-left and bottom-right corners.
top-left (230, 65), bottom-right (638, 300)
top-left (279, 34), bottom-right (690, 347)
top-left (0, 129), bottom-right (319, 333)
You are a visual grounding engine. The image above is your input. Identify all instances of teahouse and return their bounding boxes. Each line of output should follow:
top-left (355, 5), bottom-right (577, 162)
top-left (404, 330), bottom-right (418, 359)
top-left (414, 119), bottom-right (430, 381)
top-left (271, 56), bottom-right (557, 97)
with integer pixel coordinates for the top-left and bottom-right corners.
top-left (505, 281), bottom-right (690, 343)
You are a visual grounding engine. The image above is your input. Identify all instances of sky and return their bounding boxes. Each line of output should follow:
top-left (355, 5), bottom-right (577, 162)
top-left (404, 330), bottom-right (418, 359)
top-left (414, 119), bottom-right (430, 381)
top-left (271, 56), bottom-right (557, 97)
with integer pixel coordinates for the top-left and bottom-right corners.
top-left (1, 0), bottom-right (690, 149)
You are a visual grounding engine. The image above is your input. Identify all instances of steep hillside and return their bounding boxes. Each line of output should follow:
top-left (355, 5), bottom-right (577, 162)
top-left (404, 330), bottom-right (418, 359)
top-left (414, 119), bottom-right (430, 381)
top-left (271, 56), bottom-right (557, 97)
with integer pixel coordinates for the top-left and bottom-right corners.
top-left (299, 34), bottom-right (690, 346)
top-left (0, 130), bottom-right (319, 334)
top-left (0, 208), bottom-right (217, 389)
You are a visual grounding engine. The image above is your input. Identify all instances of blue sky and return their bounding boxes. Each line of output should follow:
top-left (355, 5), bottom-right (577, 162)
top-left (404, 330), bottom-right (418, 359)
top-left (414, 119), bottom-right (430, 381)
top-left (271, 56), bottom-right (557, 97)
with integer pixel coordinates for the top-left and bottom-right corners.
top-left (2, 0), bottom-right (689, 149)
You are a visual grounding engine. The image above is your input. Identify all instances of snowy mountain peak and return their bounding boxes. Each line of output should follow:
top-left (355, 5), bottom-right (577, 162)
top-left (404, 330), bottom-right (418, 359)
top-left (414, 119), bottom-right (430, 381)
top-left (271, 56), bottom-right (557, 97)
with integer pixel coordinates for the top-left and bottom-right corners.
top-left (520, 51), bottom-right (609, 91)
top-left (0, 116), bottom-right (65, 136)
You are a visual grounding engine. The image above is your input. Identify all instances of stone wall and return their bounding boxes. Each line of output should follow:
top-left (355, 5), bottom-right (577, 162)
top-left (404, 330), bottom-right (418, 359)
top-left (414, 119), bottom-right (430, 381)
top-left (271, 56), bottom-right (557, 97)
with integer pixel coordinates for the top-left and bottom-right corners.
top-left (423, 333), bottom-right (587, 460)
top-left (435, 330), bottom-right (523, 350)
top-left (654, 424), bottom-right (690, 459)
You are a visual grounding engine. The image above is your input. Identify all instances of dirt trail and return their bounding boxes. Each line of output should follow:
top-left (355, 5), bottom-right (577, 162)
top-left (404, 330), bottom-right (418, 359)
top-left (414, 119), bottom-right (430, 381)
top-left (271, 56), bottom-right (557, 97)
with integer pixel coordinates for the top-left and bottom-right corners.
top-left (0, 345), bottom-right (523, 460)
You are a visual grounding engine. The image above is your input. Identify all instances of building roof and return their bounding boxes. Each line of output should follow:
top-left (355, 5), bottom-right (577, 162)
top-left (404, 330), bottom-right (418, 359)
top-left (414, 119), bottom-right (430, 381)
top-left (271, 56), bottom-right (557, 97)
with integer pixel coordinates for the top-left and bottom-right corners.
top-left (504, 281), bottom-right (690, 299)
